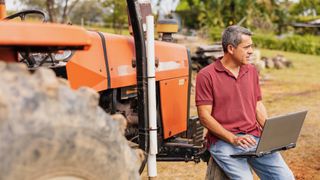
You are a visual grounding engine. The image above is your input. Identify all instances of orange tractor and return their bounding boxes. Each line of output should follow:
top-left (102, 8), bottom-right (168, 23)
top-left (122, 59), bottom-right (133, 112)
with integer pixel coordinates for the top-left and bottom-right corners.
top-left (0, 0), bottom-right (205, 176)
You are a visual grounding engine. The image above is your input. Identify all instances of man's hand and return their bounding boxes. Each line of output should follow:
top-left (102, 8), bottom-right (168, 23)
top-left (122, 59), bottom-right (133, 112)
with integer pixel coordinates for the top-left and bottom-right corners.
top-left (231, 135), bottom-right (256, 149)
top-left (198, 105), bottom-right (257, 149)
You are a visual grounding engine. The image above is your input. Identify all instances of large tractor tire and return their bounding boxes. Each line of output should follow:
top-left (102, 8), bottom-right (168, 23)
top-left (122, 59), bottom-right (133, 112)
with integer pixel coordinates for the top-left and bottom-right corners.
top-left (0, 62), bottom-right (141, 180)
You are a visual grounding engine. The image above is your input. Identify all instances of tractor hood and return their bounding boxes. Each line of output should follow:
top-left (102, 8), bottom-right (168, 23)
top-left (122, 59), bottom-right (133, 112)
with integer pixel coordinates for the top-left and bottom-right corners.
top-left (0, 22), bottom-right (91, 51)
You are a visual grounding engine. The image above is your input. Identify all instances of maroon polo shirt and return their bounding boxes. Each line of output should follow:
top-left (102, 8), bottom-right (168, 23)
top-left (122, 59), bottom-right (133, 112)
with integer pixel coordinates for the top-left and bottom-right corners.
top-left (196, 59), bottom-right (262, 147)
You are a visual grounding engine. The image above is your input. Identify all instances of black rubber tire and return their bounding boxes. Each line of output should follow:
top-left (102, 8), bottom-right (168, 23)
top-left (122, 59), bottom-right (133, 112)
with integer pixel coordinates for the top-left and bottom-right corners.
top-left (0, 62), bottom-right (140, 180)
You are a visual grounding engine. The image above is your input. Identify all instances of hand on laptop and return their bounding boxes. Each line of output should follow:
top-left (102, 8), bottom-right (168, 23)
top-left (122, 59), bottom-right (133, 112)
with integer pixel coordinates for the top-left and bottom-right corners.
top-left (232, 135), bottom-right (256, 149)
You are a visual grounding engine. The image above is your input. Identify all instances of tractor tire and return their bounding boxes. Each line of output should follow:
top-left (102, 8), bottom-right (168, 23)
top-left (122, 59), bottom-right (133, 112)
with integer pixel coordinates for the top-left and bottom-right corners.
top-left (0, 62), bottom-right (141, 180)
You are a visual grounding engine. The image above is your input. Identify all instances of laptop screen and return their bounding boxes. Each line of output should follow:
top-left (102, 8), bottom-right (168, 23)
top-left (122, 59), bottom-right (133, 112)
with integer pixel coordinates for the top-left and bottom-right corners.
top-left (256, 110), bottom-right (307, 153)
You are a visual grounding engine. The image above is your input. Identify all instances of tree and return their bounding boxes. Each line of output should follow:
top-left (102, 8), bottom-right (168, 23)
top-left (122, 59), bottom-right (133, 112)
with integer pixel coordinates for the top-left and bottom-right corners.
top-left (177, 0), bottom-right (257, 29)
top-left (290, 0), bottom-right (320, 16)
top-left (17, 0), bottom-right (81, 23)
top-left (176, 0), bottom-right (203, 29)
top-left (70, 1), bottom-right (104, 25)
top-left (177, 0), bottom-right (292, 33)
top-left (100, 0), bottom-right (128, 34)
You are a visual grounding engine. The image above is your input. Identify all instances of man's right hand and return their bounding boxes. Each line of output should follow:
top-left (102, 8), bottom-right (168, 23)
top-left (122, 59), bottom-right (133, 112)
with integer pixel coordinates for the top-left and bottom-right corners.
top-left (231, 135), bottom-right (256, 149)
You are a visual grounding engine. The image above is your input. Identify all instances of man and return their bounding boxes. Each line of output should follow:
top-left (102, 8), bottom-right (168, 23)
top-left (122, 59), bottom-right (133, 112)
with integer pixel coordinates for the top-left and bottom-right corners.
top-left (196, 25), bottom-right (294, 180)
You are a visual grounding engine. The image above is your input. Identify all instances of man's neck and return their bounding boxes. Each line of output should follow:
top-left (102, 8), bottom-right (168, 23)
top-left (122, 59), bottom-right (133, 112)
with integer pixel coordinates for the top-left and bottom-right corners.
top-left (221, 55), bottom-right (241, 78)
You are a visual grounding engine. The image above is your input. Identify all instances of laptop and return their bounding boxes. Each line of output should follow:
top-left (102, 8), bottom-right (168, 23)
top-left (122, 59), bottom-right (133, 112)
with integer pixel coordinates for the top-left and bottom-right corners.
top-left (231, 110), bottom-right (308, 158)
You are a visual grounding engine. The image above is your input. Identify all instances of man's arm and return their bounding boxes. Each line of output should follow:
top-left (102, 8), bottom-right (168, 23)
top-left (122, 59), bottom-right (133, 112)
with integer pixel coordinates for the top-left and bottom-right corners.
top-left (256, 100), bottom-right (267, 127)
top-left (197, 105), bottom-right (256, 148)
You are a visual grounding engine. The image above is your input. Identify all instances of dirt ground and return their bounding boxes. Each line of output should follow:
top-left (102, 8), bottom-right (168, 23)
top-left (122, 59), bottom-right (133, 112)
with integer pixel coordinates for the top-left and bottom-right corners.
top-left (142, 48), bottom-right (320, 179)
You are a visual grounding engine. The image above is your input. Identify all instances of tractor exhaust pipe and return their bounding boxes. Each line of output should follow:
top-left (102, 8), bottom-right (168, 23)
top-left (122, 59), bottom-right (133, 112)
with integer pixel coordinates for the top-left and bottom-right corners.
top-left (0, 0), bottom-right (6, 20)
top-left (126, 0), bottom-right (149, 155)
top-left (127, 0), bottom-right (158, 177)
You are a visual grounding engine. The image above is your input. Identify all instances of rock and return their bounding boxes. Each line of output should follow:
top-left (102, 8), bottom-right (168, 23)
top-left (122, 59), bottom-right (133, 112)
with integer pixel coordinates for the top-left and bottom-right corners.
top-left (262, 57), bottom-right (274, 69)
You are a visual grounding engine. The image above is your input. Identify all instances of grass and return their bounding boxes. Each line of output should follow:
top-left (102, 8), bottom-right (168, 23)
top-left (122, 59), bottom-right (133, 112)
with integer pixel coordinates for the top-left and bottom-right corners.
top-left (257, 49), bottom-right (320, 179)
top-left (261, 49), bottom-right (320, 86)
top-left (259, 49), bottom-right (320, 115)
top-left (84, 25), bottom-right (130, 35)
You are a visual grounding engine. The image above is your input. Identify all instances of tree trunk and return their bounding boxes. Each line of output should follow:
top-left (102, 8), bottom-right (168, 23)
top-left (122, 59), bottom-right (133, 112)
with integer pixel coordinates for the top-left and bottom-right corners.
top-left (63, 0), bottom-right (80, 23)
top-left (61, 0), bottom-right (69, 23)
top-left (205, 157), bottom-right (229, 180)
top-left (46, 0), bottom-right (57, 22)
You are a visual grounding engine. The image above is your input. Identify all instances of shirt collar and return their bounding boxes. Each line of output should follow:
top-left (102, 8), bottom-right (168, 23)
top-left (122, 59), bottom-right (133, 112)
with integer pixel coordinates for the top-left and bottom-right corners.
top-left (214, 58), bottom-right (226, 72)
top-left (214, 58), bottom-right (249, 79)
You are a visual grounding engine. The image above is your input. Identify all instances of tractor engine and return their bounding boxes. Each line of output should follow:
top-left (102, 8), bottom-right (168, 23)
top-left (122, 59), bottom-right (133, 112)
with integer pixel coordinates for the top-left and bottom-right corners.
top-left (99, 87), bottom-right (140, 142)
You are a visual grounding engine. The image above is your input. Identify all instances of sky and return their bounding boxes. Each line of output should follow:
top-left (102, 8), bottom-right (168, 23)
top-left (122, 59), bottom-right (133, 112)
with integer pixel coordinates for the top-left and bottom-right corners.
top-left (5, 0), bottom-right (21, 11)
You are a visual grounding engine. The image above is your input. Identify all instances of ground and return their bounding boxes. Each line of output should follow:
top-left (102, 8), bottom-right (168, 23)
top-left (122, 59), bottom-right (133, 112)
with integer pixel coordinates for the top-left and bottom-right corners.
top-left (142, 49), bottom-right (320, 179)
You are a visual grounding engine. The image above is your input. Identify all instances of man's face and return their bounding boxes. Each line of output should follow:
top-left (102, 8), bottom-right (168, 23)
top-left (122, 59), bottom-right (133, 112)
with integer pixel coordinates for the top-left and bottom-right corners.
top-left (230, 34), bottom-right (254, 65)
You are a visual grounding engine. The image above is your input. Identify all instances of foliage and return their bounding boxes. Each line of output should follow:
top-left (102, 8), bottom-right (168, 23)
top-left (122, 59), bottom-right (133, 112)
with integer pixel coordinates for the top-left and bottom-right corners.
top-left (178, 0), bottom-right (320, 37)
top-left (210, 27), bottom-right (320, 55)
top-left (12, 0), bottom-right (320, 40)
top-left (209, 26), bottom-right (223, 42)
top-left (70, 1), bottom-right (104, 25)
top-left (253, 34), bottom-right (320, 55)
top-left (85, 25), bottom-right (130, 35)
top-left (100, 0), bottom-right (128, 34)
top-left (175, 0), bottom-right (203, 29)
top-left (15, 0), bottom-right (129, 34)
top-left (17, 0), bottom-right (81, 23)
top-left (291, 15), bottom-right (320, 23)
top-left (289, 0), bottom-right (320, 16)
top-left (177, 0), bottom-right (281, 30)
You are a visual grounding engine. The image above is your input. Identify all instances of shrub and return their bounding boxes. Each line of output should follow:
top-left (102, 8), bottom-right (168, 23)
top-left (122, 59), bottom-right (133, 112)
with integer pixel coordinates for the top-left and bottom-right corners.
top-left (209, 27), bottom-right (223, 42)
top-left (253, 34), bottom-right (320, 55)
top-left (209, 27), bottom-right (320, 55)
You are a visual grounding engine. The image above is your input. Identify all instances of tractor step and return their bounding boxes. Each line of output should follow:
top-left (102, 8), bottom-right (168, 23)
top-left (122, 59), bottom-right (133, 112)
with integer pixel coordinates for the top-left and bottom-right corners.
top-left (157, 117), bottom-right (205, 163)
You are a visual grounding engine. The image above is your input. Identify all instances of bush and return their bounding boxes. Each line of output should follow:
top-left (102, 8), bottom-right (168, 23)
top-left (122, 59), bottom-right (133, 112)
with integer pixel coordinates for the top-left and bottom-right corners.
top-left (292, 16), bottom-right (320, 23)
top-left (209, 27), bottom-right (320, 55)
top-left (253, 34), bottom-right (320, 55)
top-left (210, 27), bottom-right (223, 42)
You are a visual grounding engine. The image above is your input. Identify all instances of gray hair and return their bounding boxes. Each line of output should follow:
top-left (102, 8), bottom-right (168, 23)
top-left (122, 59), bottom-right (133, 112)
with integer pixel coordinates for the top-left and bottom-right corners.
top-left (222, 25), bottom-right (253, 53)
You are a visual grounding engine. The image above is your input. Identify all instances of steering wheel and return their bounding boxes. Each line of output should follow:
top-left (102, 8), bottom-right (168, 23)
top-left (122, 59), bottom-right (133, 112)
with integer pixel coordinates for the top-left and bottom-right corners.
top-left (4, 10), bottom-right (48, 23)
top-left (4, 10), bottom-right (73, 68)
top-left (18, 50), bottom-right (74, 69)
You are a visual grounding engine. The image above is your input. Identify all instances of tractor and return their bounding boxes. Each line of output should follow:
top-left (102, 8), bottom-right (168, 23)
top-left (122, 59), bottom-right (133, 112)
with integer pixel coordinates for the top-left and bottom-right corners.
top-left (0, 0), bottom-right (210, 179)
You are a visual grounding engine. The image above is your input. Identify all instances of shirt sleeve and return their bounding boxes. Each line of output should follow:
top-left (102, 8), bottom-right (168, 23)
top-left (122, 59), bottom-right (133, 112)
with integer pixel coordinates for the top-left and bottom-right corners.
top-left (253, 67), bottom-right (262, 101)
top-left (195, 72), bottom-right (214, 106)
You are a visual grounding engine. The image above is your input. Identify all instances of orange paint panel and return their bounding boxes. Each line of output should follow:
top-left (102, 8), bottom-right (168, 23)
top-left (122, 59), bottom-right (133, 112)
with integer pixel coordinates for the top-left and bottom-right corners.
top-left (66, 32), bottom-right (108, 91)
top-left (65, 32), bottom-right (189, 91)
top-left (154, 41), bottom-right (189, 81)
top-left (154, 42), bottom-right (189, 80)
top-left (104, 33), bottom-right (189, 89)
top-left (0, 22), bottom-right (91, 49)
top-left (105, 34), bottom-right (136, 88)
top-left (0, 4), bottom-right (6, 20)
top-left (67, 61), bottom-right (108, 90)
top-left (109, 69), bottom-right (189, 88)
top-left (155, 41), bottom-right (189, 67)
top-left (160, 77), bottom-right (189, 139)
top-left (156, 69), bottom-right (188, 81)
top-left (111, 75), bottom-right (136, 88)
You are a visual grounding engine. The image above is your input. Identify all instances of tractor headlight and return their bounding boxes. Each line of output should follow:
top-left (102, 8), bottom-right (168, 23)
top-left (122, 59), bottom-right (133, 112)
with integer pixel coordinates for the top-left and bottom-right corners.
top-left (53, 50), bottom-right (73, 62)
